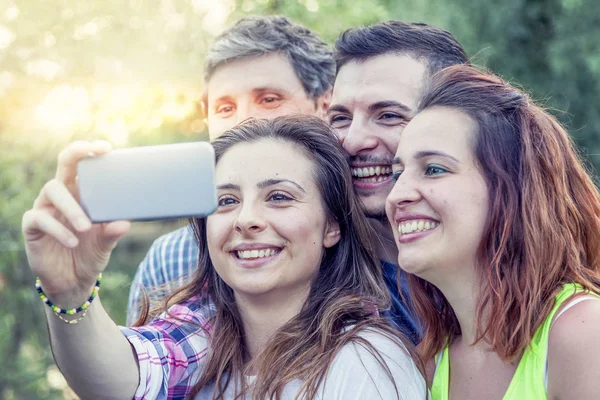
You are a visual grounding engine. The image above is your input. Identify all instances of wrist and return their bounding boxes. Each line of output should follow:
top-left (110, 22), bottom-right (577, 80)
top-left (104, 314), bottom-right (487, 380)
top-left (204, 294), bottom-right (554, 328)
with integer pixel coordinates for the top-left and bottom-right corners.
top-left (36, 274), bottom-right (102, 312)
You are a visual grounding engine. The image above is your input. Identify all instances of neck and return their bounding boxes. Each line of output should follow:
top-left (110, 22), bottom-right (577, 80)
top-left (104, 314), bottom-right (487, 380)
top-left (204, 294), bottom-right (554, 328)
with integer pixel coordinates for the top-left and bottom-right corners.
top-left (235, 286), bottom-right (309, 366)
top-left (426, 266), bottom-right (483, 347)
top-left (368, 217), bottom-right (398, 264)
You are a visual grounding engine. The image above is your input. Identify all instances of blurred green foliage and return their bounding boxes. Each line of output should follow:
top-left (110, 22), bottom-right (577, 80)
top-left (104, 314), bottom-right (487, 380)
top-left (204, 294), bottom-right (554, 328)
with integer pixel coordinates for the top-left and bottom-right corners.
top-left (1, 0), bottom-right (598, 398)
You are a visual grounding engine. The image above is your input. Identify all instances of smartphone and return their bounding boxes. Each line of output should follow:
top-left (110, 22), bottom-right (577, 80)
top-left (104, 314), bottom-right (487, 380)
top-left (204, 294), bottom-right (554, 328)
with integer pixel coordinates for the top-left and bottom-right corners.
top-left (77, 142), bottom-right (217, 222)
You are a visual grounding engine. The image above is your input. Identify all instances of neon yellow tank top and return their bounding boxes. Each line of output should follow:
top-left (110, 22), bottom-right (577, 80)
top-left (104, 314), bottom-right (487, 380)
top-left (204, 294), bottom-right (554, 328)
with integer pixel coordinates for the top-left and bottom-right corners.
top-left (431, 283), bottom-right (598, 400)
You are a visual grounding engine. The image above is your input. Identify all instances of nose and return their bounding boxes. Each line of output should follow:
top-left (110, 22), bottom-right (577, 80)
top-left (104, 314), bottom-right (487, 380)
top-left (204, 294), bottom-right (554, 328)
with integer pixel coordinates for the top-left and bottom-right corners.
top-left (338, 118), bottom-right (378, 156)
top-left (234, 102), bottom-right (252, 125)
top-left (234, 200), bottom-right (266, 235)
top-left (386, 172), bottom-right (421, 209)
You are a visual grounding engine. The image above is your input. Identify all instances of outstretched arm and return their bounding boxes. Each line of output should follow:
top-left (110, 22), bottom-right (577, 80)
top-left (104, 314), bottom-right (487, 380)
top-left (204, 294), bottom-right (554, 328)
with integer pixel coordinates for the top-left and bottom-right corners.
top-left (22, 141), bottom-right (139, 398)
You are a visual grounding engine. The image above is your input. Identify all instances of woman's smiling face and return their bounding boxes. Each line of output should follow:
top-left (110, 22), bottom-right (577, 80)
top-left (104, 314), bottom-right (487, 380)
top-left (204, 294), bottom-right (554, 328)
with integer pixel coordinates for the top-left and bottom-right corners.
top-left (206, 138), bottom-right (340, 300)
top-left (385, 106), bottom-right (489, 280)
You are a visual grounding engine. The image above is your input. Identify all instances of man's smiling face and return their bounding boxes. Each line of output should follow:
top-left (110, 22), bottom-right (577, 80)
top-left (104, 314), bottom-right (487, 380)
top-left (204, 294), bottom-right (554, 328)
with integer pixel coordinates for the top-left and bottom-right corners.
top-left (328, 53), bottom-right (427, 219)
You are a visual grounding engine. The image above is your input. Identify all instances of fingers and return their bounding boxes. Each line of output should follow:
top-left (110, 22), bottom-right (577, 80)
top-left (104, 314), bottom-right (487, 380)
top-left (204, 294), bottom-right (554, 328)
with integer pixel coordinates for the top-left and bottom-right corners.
top-left (36, 179), bottom-right (92, 231)
top-left (22, 209), bottom-right (79, 248)
top-left (56, 140), bottom-right (112, 185)
top-left (99, 220), bottom-right (131, 251)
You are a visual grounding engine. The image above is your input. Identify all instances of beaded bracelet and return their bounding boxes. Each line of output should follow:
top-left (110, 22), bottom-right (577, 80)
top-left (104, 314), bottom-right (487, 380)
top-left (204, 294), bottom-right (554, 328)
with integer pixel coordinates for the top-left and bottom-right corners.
top-left (35, 273), bottom-right (103, 315)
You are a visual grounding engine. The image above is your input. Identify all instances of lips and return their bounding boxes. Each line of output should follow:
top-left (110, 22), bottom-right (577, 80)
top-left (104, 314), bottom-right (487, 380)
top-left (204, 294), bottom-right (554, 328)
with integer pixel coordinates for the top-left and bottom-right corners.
top-left (234, 248), bottom-right (281, 260)
top-left (397, 219), bottom-right (439, 235)
top-left (393, 212), bottom-right (440, 243)
top-left (228, 243), bottom-right (284, 265)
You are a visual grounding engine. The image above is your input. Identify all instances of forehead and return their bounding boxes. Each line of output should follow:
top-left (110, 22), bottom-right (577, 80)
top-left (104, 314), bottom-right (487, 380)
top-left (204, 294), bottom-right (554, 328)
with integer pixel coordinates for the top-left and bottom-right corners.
top-left (206, 53), bottom-right (306, 103)
top-left (216, 139), bottom-right (315, 183)
top-left (398, 106), bottom-right (478, 157)
top-left (332, 54), bottom-right (427, 113)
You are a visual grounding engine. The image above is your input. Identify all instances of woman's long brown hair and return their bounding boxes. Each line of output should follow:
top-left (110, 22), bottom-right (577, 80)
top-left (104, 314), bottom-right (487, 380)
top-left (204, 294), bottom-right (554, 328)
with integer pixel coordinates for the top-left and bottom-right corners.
top-left (410, 65), bottom-right (600, 363)
top-left (137, 115), bottom-right (422, 399)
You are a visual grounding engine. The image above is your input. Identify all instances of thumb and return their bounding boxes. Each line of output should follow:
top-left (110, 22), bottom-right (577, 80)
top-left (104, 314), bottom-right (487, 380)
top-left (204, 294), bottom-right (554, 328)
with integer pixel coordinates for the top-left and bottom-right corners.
top-left (98, 220), bottom-right (131, 252)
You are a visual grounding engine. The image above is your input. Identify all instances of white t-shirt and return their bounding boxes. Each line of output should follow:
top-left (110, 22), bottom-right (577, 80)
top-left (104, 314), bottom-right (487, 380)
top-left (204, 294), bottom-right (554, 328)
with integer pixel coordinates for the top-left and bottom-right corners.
top-left (195, 328), bottom-right (426, 399)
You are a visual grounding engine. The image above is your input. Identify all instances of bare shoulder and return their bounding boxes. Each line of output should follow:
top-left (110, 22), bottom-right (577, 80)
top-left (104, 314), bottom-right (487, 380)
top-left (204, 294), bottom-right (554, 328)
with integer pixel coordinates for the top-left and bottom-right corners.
top-left (547, 295), bottom-right (600, 398)
top-left (549, 294), bottom-right (600, 345)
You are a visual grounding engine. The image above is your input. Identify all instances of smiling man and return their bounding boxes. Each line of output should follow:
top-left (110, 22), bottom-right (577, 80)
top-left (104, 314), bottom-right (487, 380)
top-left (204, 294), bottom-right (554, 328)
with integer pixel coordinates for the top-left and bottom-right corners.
top-left (126, 15), bottom-right (334, 324)
top-left (329, 21), bottom-right (469, 341)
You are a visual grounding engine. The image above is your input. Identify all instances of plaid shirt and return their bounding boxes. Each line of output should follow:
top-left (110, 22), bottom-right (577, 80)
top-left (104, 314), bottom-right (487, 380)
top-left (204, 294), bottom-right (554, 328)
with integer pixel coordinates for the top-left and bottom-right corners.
top-left (127, 225), bottom-right (420, 343)
top-left (121, 301), bottom-right (426, 400)
top-left (121, 298), bottom-right (213, 399)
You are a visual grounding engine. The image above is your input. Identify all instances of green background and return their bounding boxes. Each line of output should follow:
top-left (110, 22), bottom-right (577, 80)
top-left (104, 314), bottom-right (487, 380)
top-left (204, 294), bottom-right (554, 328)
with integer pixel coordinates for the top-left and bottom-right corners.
top-left (1, 0), bottom-right (599, 398)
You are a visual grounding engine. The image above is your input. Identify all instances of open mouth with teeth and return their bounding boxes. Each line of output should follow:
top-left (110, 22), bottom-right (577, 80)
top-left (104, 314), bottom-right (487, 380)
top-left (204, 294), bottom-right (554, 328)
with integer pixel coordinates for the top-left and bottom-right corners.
top-left (351, 166), bottom-right (392, 183)
top-left (398, 219), bottom-right (440, 236)
top-left (234, 248), bottom-right (282, 260)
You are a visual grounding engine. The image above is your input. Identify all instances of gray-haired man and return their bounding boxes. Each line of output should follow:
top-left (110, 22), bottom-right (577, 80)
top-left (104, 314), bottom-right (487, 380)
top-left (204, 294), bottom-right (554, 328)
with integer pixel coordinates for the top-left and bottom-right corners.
top-left (126, 15), bottom-right (334, 324)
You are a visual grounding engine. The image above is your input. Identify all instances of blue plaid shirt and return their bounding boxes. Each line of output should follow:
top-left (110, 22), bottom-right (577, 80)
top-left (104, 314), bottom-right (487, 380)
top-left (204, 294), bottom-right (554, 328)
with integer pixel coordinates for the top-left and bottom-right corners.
top-left (127, 226), bottom-right (420, 344)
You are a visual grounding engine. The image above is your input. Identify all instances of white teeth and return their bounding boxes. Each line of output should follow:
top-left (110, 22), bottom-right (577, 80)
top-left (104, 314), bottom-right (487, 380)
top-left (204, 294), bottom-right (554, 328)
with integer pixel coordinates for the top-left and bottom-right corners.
top-left (397, 219), bottom-right (439, 236)
top-left (236, 248), bottom-right (280, 259)
top-left (351, 166), bottom-right (392, 178)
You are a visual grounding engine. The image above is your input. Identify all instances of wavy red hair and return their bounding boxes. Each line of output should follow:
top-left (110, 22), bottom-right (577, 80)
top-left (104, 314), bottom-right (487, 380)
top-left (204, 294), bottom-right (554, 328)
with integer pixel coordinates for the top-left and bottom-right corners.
top-left (409, 65), bottom-right (600, 362)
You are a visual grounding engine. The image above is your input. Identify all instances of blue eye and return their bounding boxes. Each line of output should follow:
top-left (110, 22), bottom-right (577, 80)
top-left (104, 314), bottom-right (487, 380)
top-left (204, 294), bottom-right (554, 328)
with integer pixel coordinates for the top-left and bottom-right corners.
top-left (380, 112), bottom-right (401, 120)
top-left (268, 191), bottom-right (293, 202)
top-left (218, 196), bottom-right (237, 207)
top-left (424, 165), bottom-right (448, 176)
top-left (391, 170), bottom-right (403, 183)
top-left (329, 114), bottom-right (351, 128)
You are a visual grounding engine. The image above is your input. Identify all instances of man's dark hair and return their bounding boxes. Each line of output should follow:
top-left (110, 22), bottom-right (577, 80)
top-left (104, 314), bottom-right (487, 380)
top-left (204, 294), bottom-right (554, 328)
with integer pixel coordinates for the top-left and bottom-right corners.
top-left (334, 20), bottom-right (468, 75)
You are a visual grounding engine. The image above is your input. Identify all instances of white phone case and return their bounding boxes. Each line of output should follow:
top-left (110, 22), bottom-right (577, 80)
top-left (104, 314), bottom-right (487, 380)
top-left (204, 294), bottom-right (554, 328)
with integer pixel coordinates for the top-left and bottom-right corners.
top-left (77, 142), bottom-right (217, 222)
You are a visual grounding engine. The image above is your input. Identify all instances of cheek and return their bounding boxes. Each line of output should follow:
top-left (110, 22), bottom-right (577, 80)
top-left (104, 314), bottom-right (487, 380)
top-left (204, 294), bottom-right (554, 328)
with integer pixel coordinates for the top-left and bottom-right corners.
top-left (380, 128), bottom-right (403, 155)
top-left (206, 215), bottom-right (230, 253)
top-left (277, 210), bottom-right (327, 249)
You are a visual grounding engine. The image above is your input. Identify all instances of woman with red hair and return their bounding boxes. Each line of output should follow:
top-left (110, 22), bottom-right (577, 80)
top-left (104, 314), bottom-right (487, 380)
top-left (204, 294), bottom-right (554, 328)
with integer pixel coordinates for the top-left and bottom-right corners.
top-left (386, 65), bottom-right (600, 399)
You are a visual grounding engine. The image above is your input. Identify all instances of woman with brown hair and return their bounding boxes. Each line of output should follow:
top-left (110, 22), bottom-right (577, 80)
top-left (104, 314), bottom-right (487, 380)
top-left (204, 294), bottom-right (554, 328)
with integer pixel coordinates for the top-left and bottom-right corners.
top-left (386, 64), bottom-right (600, 399)
top-left (23, 115), bottom-right (426, 399)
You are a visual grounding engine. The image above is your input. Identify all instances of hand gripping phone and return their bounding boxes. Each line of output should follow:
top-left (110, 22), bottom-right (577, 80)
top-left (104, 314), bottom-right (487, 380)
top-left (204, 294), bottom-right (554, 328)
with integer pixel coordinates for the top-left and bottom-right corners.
top-left (77, 142), bottom-right (217, 222)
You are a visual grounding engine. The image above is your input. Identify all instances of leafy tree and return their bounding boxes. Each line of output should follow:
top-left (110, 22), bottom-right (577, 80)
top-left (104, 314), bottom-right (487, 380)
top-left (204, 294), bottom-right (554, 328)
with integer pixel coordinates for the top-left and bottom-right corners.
top-left (1, 0), bottom-right (598, 398)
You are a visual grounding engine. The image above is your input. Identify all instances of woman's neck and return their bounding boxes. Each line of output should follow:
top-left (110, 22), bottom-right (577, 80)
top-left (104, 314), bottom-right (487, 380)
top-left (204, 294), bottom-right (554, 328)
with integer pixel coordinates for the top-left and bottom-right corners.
top-left (427, 265), bottom-right (484, 347)
top-left (235, 286), bottom-right (310, 365)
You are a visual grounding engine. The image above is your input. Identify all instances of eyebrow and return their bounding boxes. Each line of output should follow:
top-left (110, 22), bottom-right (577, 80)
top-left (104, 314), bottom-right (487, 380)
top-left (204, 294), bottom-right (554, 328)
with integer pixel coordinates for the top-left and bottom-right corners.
top-left (327, 101), bottom-right (412, 116)
top-left (392, 150), bottom-right (460, 165)
top-left (211, 87), bottom-right (287, 106)
top-left (251, 87), bottom-right (287, 95)
top-left (368, 100), bottom-right (411, 114)
top-left (258, 178), bottom-right (306, 193)
top-left (326, 104), bottom-right (349, 115)
top-left (217, 178), bottom-right (306, 193)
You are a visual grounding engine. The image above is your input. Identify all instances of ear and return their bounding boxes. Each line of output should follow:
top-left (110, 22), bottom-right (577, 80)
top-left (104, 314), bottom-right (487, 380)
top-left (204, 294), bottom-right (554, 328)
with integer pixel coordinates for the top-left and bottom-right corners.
top-left (199, 96), bottom-right (208, 118)
top-left (315, 89), bottom-right (332, 121)
top-left (323, 218), bottom-right (341, 248)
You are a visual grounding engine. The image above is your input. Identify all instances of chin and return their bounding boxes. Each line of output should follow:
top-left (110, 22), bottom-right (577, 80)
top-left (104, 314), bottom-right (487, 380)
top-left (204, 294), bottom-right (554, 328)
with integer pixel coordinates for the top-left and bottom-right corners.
top-left (233, 284), bottom-right (273, 297)
top-left (396, 255), bottom-right (428, 276)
